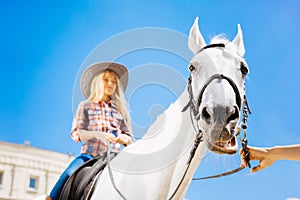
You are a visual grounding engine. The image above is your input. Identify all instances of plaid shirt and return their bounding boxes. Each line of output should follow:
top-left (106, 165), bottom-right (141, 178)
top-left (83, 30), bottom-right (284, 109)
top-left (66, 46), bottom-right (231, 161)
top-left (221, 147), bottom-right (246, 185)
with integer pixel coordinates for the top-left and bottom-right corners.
top-left (71, 100), bottom-right (131, 157)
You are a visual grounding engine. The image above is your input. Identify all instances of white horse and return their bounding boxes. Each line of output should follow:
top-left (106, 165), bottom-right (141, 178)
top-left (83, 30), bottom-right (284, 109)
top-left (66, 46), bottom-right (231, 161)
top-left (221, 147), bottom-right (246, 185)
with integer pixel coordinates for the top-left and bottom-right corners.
top-left (34, 17), bottom-right (249, 200)
top-left (89, 17), bottom-right (249, 200)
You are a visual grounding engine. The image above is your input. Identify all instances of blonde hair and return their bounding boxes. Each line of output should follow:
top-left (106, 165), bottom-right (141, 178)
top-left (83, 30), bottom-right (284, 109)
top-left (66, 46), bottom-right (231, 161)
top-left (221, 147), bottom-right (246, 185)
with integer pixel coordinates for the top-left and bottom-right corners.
top-left (87, 70), bottom-right (132, 133)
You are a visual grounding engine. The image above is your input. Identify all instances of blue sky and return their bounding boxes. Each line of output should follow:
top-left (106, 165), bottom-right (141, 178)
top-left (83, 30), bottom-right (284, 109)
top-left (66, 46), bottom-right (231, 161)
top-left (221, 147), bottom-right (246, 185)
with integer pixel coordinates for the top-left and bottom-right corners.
top-left (1, 1), bottom-right (300, 199)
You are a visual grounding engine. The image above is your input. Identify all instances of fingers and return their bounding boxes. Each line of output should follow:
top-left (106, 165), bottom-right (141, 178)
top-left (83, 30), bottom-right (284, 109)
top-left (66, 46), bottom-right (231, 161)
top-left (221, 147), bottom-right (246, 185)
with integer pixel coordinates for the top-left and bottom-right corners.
top-left (240, 148), bottom-right (249, 167)
top-left (103, 133), bottom-right (116, 143)
top-left (240, 146), bottom-right (276, 173)
top-left (102, 132), bottom-right (132, 145)
top-left (115, 136), bottom-right (128, 145)
top-left (248, 158), bottom-right (271, 173)
top-left (250, 164), bottom-right (265, 173)
top-left (115, 134), bottom-right (132, 145)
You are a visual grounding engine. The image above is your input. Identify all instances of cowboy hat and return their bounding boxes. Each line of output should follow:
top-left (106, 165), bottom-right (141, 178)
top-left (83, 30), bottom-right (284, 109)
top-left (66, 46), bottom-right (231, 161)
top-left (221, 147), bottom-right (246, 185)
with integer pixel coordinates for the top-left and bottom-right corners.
top-left (80, 62), bottom-right (128, 99)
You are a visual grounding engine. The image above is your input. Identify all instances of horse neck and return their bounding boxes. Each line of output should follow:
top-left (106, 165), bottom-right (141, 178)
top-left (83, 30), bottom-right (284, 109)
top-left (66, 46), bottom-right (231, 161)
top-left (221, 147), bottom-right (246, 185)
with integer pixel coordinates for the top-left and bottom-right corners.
top-left (163, 88), bottom-right (208, 198)
top-left (130, 87), bottom-right (196, 154)
top-left (106, 90), bottom-right (209, 199)
top-left (119, 87), bottom-right (207, 198)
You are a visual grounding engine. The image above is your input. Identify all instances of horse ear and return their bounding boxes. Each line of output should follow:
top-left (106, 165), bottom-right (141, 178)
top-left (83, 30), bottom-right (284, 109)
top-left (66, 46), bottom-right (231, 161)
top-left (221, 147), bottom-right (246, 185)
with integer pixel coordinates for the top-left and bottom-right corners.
top-left (188, 17), bottom-right (206, 54)
top-left (231, 24), bottom-right (245, 56)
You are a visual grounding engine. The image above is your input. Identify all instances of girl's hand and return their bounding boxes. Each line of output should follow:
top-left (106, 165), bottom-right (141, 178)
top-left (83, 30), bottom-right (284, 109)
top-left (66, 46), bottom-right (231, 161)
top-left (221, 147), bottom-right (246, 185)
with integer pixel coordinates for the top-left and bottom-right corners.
top-left (78, 130), bottom-right (106, 142)
top-left (102, 132), bottom-right (116, 143)
top-left (115, 134), bottom-right (133, 145)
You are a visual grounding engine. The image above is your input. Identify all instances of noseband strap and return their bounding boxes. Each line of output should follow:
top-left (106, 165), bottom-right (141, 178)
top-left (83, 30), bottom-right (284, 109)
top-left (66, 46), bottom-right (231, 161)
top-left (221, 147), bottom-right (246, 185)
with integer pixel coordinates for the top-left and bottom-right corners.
top-left (196, 74), bottom-right (242, 115)
top-left (182, 74), bottom-right (242, 120)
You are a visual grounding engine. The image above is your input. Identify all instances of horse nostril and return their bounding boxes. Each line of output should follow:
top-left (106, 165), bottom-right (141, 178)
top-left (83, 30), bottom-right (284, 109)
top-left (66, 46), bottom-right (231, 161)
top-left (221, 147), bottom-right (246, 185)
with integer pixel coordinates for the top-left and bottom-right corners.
top-left (226, 106), bottom-right (239, 123)
top-left (201, 107), bottom-right (211, 123)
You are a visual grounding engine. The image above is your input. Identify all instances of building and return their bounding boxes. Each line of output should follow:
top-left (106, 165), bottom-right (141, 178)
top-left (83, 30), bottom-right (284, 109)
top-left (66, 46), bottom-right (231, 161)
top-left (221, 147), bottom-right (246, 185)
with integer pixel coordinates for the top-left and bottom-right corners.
top-left (0, 141), bottom-right (73, 200)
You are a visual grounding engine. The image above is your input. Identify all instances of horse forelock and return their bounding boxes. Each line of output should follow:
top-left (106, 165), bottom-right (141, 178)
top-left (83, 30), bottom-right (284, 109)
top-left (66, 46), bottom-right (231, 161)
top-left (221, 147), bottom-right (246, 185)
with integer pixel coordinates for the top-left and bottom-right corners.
top-left (210, 34), bottom-right (229, 45)
top-left (209, 35), bottom-right (246, 63)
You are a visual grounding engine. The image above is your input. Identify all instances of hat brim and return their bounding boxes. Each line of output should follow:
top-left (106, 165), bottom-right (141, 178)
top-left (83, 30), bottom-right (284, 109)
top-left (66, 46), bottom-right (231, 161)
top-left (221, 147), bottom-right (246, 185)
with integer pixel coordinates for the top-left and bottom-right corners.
top-left (80, 62), bottom-right (128, 99)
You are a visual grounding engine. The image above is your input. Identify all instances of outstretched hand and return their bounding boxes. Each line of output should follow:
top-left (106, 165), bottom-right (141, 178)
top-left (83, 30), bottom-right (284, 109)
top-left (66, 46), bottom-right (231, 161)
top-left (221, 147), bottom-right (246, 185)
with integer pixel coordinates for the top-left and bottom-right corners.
top-left (240, 146), bottom-right (276, 173)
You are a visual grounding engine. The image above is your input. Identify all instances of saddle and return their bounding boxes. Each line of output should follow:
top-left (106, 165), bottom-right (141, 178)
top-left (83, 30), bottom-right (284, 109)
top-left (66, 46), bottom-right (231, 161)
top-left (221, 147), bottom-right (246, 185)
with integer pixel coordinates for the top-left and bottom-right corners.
top-left (58, 152), bottom-right (117, 200)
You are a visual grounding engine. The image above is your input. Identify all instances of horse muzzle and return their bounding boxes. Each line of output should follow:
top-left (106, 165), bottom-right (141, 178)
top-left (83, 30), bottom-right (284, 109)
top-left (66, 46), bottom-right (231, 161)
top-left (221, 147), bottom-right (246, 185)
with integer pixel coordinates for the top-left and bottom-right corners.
top-left (201, 105), bottom-right (239, 154)
top-left (206, 132), bottom-right (238, 154)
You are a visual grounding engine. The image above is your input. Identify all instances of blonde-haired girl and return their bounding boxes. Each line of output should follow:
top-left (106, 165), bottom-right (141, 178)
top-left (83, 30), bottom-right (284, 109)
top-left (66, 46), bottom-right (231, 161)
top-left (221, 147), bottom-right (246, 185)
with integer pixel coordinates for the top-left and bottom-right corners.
top-left (46, 62), bottom-right (133, 200)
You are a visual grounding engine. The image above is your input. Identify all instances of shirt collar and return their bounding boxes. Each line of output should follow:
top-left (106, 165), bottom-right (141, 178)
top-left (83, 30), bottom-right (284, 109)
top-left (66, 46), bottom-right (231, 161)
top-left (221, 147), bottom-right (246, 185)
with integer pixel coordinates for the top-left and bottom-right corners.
top-left (99, 99), bottom-right (117, 108)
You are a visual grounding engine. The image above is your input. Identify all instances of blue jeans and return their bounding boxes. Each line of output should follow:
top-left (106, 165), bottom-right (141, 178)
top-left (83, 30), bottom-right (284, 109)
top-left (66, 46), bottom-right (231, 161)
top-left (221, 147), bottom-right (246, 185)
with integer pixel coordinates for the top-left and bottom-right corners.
top-left (49, 153), bottom-right (93, 200)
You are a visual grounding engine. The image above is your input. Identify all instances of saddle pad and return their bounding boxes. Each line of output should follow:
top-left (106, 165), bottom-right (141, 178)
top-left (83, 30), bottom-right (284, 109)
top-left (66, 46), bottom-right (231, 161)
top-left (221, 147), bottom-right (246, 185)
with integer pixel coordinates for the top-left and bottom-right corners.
top-left (59, 153), bottom-right (117, 200)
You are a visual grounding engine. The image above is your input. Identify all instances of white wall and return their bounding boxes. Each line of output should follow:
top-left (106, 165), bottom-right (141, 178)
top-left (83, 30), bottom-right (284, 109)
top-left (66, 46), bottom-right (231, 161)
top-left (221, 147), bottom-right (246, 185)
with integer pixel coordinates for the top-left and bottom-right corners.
top-left (0, 141), bottom-right (73, 200)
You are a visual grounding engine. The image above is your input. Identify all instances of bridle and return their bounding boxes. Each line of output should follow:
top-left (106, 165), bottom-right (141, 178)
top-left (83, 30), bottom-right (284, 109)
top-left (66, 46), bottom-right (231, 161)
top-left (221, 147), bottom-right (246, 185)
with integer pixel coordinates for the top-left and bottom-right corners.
top-left (185, 43), bottom-right (251, 174)
top-left (168, 43), bottom-right (252, 199)
top-left (182, 74), bottom-right (242, 121)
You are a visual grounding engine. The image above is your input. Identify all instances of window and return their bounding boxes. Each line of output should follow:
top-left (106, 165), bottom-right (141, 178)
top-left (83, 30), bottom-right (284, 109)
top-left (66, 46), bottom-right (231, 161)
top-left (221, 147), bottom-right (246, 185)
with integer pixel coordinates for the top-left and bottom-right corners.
top-left (28, 176), bottom-right (38, 191)
top-left (0, 171), bottom-right (3, 186)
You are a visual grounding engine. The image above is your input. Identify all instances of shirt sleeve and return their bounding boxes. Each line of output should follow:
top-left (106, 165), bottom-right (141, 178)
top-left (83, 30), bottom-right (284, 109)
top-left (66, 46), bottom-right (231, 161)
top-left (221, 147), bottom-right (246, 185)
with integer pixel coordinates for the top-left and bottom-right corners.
top-left (70, 102), bottom-right (88, 142)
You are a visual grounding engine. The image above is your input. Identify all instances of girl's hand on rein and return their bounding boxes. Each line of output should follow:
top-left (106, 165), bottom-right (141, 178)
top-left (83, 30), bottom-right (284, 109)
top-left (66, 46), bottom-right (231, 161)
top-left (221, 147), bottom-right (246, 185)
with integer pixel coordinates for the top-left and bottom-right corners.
top-left (103, 132), bottom-right (116, 143)
top-left (115, 134), bottom-right (133, 145)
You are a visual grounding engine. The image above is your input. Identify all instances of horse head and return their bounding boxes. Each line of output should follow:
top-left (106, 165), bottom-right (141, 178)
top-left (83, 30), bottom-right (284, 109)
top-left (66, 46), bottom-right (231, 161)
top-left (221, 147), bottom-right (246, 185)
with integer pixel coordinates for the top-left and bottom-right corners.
top-left (187, 17), bottom-right (249, 155)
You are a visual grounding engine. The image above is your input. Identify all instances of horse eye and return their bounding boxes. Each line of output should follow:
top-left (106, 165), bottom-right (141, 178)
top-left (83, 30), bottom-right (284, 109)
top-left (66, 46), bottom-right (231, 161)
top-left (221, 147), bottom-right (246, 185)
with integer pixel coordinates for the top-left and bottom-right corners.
top-left (189, 65), bottom-right (196, 72)
top-left (240, 62), bottom-right (248, 75)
